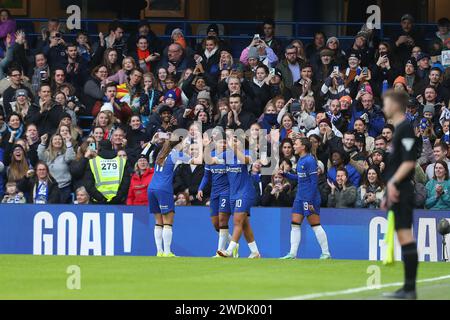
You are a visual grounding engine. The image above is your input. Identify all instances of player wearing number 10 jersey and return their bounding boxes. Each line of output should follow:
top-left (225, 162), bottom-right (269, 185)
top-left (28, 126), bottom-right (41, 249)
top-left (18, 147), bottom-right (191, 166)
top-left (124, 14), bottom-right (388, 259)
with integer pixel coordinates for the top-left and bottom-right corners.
top-left (147, 137), bottom-right (192, 258)
top-left (197, 137), bottom-right (238, 257)
top-left (217, 136), bottom-right (261, 259)
top-left (280, 137), bottom-right (331, 260)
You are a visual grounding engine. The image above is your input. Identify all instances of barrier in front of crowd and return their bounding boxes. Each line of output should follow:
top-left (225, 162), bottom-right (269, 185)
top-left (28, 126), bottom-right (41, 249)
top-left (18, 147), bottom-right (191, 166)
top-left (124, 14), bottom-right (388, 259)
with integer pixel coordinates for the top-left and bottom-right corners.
top-left (16, 18), bottom-right (438, 42)
top-left (0, 205), bottom-right (448, 261)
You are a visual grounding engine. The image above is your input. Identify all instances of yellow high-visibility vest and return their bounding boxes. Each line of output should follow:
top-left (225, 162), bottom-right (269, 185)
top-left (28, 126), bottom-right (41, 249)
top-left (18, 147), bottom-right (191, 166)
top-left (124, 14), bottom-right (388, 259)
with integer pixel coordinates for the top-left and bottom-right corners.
top-left (89, 156), bottom-right (126, 201)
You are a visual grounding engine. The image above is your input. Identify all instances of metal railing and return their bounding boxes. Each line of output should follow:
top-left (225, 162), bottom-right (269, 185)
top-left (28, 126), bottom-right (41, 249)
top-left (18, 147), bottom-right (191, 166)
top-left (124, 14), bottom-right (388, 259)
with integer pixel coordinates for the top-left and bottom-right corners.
top-left (16, 18), bottom-right (439, 43)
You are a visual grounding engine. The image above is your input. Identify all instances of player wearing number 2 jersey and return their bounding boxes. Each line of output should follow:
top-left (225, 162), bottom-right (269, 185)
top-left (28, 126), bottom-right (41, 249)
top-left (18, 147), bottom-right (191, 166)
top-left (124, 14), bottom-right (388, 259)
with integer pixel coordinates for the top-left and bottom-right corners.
top-left (217, 135), bottom-right (261, 259)
top-left (147, 137), bottom-right (192, 258)
top-left (197, 136), bottom-right (238, 258)
top-left (280, 137), bottom-right (331, 260)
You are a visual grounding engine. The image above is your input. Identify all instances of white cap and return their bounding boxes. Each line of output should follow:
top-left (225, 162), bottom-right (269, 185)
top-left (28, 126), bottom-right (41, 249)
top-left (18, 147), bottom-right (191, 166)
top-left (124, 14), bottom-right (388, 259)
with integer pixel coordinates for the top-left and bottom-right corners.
top-left (100, 102), bottom-right (114, 113)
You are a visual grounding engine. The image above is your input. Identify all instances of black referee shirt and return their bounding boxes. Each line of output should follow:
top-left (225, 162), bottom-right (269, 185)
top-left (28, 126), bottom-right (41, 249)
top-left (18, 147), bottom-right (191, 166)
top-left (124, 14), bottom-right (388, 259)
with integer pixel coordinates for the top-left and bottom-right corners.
top-left (384, 119), bottom-right (418, 186)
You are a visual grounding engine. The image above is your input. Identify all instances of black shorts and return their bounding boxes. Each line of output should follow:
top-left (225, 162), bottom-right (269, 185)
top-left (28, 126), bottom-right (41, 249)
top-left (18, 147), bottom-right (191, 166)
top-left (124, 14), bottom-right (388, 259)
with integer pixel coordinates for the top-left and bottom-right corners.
top-left (390, 182), bottom-right (414, 230)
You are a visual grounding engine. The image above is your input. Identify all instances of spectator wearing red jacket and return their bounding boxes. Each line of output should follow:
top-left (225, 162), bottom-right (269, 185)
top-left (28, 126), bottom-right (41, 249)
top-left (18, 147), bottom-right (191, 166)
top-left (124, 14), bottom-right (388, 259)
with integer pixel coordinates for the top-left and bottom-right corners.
top-left (127, 155), bottom-right (154, 205)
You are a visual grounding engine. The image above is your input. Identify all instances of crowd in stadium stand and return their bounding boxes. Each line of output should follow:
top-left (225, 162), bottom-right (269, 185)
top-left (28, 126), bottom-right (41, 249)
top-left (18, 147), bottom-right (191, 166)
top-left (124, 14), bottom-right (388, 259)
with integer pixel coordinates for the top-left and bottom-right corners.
top-left (0, 9), bottom-right (449, 210)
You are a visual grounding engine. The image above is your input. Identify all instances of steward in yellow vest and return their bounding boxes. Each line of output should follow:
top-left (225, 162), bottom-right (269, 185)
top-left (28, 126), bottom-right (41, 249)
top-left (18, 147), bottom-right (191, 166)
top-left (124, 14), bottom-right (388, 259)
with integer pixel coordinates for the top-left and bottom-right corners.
top-left (86, 140), bottom-right (131, 204)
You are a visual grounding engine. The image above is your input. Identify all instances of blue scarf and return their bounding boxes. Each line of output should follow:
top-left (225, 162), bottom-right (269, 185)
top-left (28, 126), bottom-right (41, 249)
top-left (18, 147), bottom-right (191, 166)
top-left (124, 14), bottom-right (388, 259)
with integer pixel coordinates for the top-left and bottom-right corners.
top-left (7, 124), bottom-right (24, 142)
top-left (260, 113), bottom-right (279, 132)
top-left (326, 111), bottom-right (342, 124)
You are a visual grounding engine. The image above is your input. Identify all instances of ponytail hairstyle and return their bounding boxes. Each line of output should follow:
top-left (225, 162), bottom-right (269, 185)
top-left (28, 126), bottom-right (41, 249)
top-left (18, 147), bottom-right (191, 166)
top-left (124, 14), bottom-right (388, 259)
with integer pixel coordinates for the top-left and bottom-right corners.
top-left (155, 135), bottom-right (183, 167)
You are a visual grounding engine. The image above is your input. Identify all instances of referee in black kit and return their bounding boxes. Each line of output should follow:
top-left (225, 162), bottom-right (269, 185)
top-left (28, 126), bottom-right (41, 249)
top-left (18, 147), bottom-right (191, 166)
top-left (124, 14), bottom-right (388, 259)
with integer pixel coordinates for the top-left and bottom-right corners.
top-left (381, 90), bottom-right (419, 300)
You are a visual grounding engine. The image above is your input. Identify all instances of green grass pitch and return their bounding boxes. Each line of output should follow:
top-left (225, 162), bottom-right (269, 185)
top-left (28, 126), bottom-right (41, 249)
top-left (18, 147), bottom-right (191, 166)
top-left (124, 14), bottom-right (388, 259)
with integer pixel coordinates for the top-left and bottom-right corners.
top-left (1, 255), bottom-right (449, 300)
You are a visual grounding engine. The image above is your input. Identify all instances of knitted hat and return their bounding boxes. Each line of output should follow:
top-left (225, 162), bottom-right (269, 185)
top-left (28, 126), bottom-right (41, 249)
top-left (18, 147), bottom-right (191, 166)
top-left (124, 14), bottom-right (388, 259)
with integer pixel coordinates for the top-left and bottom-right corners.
top-left (15, 89), bottom-right (28, 99)
top-left (171, 28), bottom-right (184, 38)
top-left (355, 31), bottom-right (369, 40)
top-left (355, 132), bottom-right (366, 143)
top-left (326, 36), bottom-right (339, 47)
top-left (274, 68), bottom-right (283, 79)
top-left (416, 52), bottom-right (430, 62)
top-left (320, 48), bottom-right (334, 57)
top-left (408, 97), bottom-right (419, 108)
top-left (393, 76), bottom-right (407, 89)
top-left (405, 57), bottom-right (417, 71)
top-left (248, 46), bottom-right (259, 60)
top-left (339, 95), bottom-right (353, 105)
top-left (207, 24), bottom-right (219, 35)
top-left (100, 102), bottom-right (114, 113)
top-left (432, 62), bottom-right (445, 73)
top-left (158, 104), bottom-right (173, 115)
top-left (60, 112), bottom-right (72, 120)
top-left (197, 90), bottom-right (211, 102)
top-left (164, 90), bottom-right (177, 101)
top-left (372, 148), bottom-right (385, 157)
top-left (347, 52), bottom-right (361, 60)
top-left (99, 139), bottom-right (113, 151)
top-left (12, 144), bottom-right (25, 153)
top-left (423, 104), bottom-right (435, 116)
top-left (319, 117), bottom-right (332, 128)
top-left (401, 14), bottom-right (414, 22)
top-left (360, 84), bottom-right (374, 97)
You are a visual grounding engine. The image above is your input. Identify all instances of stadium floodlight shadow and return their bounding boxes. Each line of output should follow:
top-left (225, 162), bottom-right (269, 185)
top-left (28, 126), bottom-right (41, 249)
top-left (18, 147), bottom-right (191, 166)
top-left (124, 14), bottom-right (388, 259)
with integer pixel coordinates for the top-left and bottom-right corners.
top-left (437, 218), bottom-right (450, 262)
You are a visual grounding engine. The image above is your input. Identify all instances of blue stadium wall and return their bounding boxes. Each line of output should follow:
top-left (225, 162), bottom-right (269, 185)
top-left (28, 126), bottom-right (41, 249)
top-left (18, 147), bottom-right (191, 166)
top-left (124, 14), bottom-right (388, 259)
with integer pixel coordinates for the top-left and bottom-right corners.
top-left (0, 205), bottom-right (448, 261)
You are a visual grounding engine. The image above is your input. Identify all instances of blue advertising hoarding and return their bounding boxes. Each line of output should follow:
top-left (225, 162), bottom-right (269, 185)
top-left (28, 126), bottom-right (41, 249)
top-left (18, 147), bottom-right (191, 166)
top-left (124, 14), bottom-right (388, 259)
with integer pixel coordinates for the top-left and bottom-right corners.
top-left (0, 205), bottom-right (448, 261)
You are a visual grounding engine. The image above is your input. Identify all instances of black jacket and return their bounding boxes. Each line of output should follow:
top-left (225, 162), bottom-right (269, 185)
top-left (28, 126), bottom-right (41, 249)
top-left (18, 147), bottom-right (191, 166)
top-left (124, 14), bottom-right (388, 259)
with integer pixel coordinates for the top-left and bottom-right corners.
top-left (249, 81), bottom-right (272, 116)
top-left (173, 163), bottom-right (209, 205)
top-left (28, 103), bottom-right (64, 136)
top-left (69, 157), bottom-right (90, 191)
top-left (261, 184), bottom-right (293, 207)
top-left (219, 110), bottom-right (256, 131)
top-left (2, 85), bottom-right (34, 117)
top-left (17, 176), bottom-right (60, 204)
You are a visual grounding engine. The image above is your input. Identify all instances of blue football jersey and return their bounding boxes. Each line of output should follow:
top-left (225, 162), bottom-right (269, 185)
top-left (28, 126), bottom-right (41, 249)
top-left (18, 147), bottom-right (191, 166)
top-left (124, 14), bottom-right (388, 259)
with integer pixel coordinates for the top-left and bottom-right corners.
top-left (225, 150), bottom-right (256, 200)
top-left (199, 150), bottom-right (229, 198)
top-left (148, 149), bottom-right (191, 194)
top-left (285, 154), bottom-right (320, 203)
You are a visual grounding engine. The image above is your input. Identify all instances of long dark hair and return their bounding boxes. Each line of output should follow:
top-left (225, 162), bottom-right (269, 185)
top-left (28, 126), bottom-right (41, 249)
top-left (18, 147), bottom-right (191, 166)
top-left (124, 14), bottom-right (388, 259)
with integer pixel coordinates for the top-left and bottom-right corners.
top-left (362, 165), bottom-right (384, 188)
top-left (102, 48), bottom-right (120, 74)
top-left (279, 138), bottom-right (294, 159)
top-left (434, 160), bottom-right (449, 180)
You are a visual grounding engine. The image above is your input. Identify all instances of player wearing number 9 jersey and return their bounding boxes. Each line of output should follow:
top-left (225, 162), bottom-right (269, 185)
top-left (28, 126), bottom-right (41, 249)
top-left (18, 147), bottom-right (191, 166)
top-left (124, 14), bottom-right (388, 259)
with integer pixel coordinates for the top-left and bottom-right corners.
top-left (280, 137), bottom-right (331, 260)
top-left (147, 138), bottom-right (192, 258)
top-left (217, 136), bottom-right (261, 259)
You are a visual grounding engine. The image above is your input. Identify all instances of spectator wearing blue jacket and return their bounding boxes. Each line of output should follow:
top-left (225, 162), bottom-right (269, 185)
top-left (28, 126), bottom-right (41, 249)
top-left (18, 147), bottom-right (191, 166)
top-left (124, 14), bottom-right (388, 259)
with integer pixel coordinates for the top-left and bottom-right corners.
top-left (327, 149), bottom-right (361, 188)
top-left (425, 160), bottom-right (450, 210)
top-left (348, 89), bottom-right (385, 138)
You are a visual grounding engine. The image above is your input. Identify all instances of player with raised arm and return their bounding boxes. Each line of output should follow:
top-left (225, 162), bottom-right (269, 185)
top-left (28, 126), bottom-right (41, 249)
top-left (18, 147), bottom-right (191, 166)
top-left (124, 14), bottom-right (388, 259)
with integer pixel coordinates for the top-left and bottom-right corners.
top-left (381, 90), bottom-right (419, 300)
top-left (147, 132), bottom-right (193, 258)
top-left (280, 137), bottom-right (331, 260)
top-left (197, 133), bottom-right (239, 257)
top-left (217, 134), bottom-right (261, 258)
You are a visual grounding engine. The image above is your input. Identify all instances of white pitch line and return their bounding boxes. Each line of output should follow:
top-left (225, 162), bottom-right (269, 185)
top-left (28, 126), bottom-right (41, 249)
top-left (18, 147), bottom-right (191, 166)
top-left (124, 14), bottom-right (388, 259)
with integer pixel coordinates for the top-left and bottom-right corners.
top-left (282, 274), bottom-right (450, 300)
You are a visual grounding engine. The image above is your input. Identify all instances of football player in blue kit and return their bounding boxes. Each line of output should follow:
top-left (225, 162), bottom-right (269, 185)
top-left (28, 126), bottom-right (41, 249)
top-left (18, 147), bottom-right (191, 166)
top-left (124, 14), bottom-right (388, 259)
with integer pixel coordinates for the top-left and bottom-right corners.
top-left (197, 135), bottom-right (239, 257)
top-left (280, 137), bottom-right (331, 259)
top-left (217, 135), bottom-right (261, 258)
top-left (147, 133), bottom-right (193, 257)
